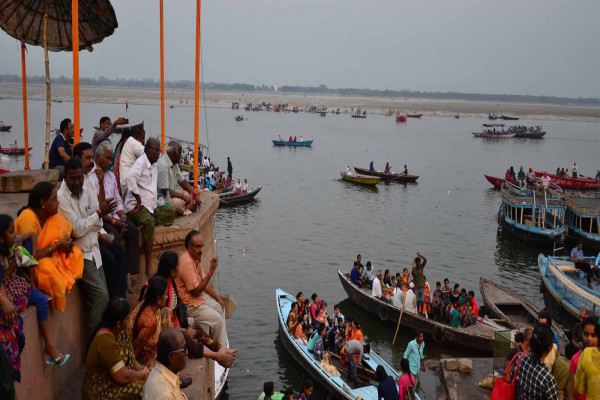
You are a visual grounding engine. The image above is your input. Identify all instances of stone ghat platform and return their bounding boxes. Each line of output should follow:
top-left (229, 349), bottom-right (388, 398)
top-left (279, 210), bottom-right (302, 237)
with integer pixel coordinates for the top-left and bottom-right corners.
top-left (0, 175), bottom-right (221, 400)
top-left (440, 357), bottom-right (494, 400)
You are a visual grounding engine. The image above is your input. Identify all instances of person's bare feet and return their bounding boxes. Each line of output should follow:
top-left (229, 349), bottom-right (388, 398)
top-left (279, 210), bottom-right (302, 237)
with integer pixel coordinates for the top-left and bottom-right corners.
top-left (45, 345), bottom-right (60, 360)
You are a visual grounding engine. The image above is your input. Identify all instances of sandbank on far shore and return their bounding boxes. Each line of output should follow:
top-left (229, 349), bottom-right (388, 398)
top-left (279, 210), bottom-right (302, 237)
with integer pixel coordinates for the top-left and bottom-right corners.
top-left (1, 83), bottom-right (599, 122)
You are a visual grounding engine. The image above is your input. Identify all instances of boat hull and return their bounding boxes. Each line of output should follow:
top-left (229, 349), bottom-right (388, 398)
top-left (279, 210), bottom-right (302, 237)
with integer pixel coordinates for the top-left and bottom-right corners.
top-left (338, 271), bottom-right (498, 353)
top-left (340, 172), bottom-right (380, 185)
top-left (472, 132), bottom-right (516, 138)
top-left (406, 114), bottom-right (422, 118)
top-left (218, 186), bottom-right (262, 206)
top-left (395, 115), bottom-right (407, 122)
top-left (0, 126), bottom-right (12, 132)
top-left (500, 217), bottom-right (565, 246)
top-left (514, 132), bottom-right (546, 139)
top-left (353, 167), bottom-right (418, 183)
top-left (484, 174), bottom-right (504, 189)
top-left (272, 140), bottom-right (313, 147)
top-left (501, 115), bottom-right (520, 120)
top-left (0, 147), bottom-right (32, 155)
top-left (534, 172), bottom-right (600, 191)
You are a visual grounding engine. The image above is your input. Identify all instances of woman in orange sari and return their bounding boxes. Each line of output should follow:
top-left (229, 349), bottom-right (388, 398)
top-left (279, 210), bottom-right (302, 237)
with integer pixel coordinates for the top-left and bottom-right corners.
top-left (14, 182), bottom-right (83, 311)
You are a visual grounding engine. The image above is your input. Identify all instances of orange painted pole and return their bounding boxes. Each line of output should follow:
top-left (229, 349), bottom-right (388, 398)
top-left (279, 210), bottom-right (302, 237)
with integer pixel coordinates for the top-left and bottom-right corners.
top-left (159, 0), bottom-right (165, 153)
top-left (21, 42), bottom-right (30, 170)
top-left (72, 0), bottom-right (80, 143)
top-left (193, 0), bottom-right (201, 190)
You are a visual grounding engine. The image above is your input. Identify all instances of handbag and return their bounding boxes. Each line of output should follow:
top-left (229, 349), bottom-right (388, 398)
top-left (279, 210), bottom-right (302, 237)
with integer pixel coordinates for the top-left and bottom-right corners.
top-left (490, 352), bottom-right (526, 400)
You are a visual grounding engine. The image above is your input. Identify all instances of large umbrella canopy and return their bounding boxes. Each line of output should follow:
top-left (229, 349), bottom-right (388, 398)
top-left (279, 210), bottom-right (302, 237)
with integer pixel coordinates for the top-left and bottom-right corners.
top-left (0, 0), bottom-right (118, 52)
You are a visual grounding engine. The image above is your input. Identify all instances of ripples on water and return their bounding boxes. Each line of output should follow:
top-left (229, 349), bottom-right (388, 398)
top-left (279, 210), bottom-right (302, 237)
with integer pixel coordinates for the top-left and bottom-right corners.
top-left (1, 100), bottom-right (598, 399)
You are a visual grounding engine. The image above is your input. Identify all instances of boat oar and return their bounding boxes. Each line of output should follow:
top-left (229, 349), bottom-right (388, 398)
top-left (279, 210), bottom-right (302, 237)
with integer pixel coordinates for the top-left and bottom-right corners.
top-left (392, 260), bottom-right (415, 345)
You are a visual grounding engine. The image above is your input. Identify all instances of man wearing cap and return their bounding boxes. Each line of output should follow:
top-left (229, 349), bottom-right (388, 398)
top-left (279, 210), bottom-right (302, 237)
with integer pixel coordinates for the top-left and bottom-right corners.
top-left (371, 270), bottom-right (386, 302)
top-left (404, 282), bottom-right (418, 314)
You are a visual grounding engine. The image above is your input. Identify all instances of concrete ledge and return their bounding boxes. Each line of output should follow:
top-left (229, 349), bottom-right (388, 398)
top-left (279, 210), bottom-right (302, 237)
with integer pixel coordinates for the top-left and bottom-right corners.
top-left (0, 169), bottom-right (59, 193)
top-left (15, 286), bottom-right (85, 400)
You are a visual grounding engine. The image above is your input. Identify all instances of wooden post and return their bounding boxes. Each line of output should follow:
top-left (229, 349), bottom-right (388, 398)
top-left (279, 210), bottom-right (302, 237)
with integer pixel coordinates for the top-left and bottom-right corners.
top-left (553, 210), bottom-right (556, 228)
top-left (520, 207), bottom-right (523, 224)
top-left (193, 0), bottom-right (201, 190)
top-left (159, 0), bottom-right (165, 153)
top-left (72, 0), bottom-right (80, 143)
top-left (20, 43), bottom-right (30, 170)
top-left (43, 4), bottom-right (51, 170)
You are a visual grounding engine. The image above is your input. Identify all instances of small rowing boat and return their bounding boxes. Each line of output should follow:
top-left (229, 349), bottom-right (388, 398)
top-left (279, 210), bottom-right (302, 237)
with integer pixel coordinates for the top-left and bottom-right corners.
top-left (0, 146), bottom-right (32, 155)
top-left (338, 271), bottom-right (510, 352)
top-left (272, 140), bottom-right (313, 147)
top-left (395, 111), bottom-right (407, 122)
top-left (0, 125), bottom-right (12, 132)
top-left (534, 171), bottom-right (600, 191)
top-left (479, 278), bottom-right (566, 337)
top-left (218, 186), bottom-right (262, 206)
top-left (276, 289), bottom-right (413, 399)
top-left (406, 113), bottom-right (423, 118)
top-left (340, 171), bottom-right (380, 186)
top-left (353, 167), bottom-right (419, 183)
top-left (501, 115), bottom-right (520, 120)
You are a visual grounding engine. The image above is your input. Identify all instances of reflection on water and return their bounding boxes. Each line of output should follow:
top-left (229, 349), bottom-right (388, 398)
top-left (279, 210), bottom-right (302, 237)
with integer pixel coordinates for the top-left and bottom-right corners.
top-left (0, 99), bottom-right (597, 398)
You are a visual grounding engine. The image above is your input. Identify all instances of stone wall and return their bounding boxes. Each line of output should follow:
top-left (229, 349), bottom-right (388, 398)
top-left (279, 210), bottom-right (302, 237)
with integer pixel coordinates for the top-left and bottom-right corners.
top-left (11, 191), bottom-right (220, 399)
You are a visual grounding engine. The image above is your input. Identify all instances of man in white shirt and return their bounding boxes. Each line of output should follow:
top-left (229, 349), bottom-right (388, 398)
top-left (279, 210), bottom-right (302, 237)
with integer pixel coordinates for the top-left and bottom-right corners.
top-left (118, 124), bottom-right (145, 194)
top-left (88, 140), bottom-right (140, 294)
top-left (57, 157), bottom-right (116, 341)
top-left (404, 282), bottom-right (418, 314)
top-left (372, 270), bottom-right (386, 301)
top-left (125, 138), bottom-right (161, 278)
top-left (392, 285), bottom-right (404, 308)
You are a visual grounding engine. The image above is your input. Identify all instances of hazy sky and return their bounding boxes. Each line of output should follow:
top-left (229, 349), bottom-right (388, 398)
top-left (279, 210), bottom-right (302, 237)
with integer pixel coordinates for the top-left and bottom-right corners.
top-left (1, 0), bottom-right (598, 98)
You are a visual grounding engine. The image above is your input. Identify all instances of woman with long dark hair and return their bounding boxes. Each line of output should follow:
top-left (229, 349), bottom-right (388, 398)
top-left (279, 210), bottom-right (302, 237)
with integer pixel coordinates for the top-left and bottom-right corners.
top-left (82, 297), bottom-right (148, 400)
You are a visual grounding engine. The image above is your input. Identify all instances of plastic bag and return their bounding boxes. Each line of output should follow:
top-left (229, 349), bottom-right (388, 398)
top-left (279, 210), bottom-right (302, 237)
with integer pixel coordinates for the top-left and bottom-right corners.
top-left (11, 245), bottom-right (38, 268)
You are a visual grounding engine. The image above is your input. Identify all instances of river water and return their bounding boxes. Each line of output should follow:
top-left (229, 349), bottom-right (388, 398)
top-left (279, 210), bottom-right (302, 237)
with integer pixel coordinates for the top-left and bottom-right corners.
top-left (1, 99), bottom-right (599, 399)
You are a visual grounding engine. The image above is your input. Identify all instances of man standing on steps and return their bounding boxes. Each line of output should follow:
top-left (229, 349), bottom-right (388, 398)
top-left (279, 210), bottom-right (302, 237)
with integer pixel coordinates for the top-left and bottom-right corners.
top-left (411, 252), bottom-right (427, 316)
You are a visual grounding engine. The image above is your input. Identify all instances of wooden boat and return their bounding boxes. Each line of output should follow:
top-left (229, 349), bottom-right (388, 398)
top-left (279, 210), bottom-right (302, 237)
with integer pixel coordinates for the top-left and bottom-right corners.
top-left (272, 140), bottom-right (313, 147)
top-left (484, 174), bottom-right (504, 189)
top-left (501, 115), bottom-right (520, 120)
top-left (565, 193), bottom-right (600, 251)
top-left (479, 278), bottom-right (566, 338)
top-left (472, 125), bottom-right (516, 138)
top-left (340, 171), bottom-right (380, 186)
top-left (454, 114), bottom-right (459, 119)
top-left (534, 171), bottom-right (600, 191)
top-left (351, 110), bottom-right (367, 118)
top-left (353, 167), bottom-right (419, 183)
top-left (276, 289), bottom-right (413, 400)
top-left (395, 111), bottom-right (407, 122)
top-left (235, 115), bottom-right (244, 121)
top-left (218, 186), bottom-right (262, 206)
top-left (514, 131), bottom-right (546, 139)
top-left (338, 271), bottom-right (510, 353)
top-left (406, 113), bottom-right (422, 118)
top-left (0, 146), bottom-right (32, 155)
top-left (0, 125), bottom-right (12, 132)
top-left (320, 111), bottom-right (327, 116)
top-left (498, 181), bottom-right (566, 246)
top-left (538, 254), bottom-right (600, 328)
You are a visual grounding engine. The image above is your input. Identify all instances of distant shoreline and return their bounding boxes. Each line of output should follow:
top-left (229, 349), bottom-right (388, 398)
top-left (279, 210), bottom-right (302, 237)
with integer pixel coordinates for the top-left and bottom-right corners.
top-left (1, 83), bottom-right (599, 122)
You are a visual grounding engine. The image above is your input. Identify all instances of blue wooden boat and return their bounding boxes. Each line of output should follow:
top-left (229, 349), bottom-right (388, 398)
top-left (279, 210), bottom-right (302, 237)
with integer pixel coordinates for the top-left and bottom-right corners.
top-left (498, 181), bottom-right (566, 246)
top-left (272, 140), bottom-right (313, 147)
top-left (565, 193), bottom-right (600, 252)
top-left (538, 254), bottom-right (600, 328)
top-left (275, 289), bottom-right (416, 400)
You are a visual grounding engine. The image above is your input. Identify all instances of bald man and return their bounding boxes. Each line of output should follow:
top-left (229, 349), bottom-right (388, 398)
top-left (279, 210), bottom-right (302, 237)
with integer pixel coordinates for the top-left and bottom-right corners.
top-left (157, 140), bottom-right (201, 215)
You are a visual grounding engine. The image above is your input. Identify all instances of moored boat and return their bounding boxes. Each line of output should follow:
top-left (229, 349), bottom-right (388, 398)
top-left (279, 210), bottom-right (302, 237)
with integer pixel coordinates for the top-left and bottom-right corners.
top-left (538, 254), bottom-right (600, 328)
top-left (473, 124), bottom-right (516, 138)
top-left (235, 115), bottom-right (245, 121)
top-left (498, 181), bottom-right (566, 246)
top-left (395, 111), bottom-right (407, 122)
top-left (340, 171), bottom-right (380, 186)
top-left (276, 288), bottom-right (412, 399)
top-left (353, 167), bottom-right (418, 183)
top-left (0, 146), bottom-right (32, 155)
top-left (218, 186), bottom-right (262, 206)
top-left (501, 115), bottom-right (519, 120)
top-left (406, 113), bottom-right (423, 118)
top-left (534, 171), bottom-right (600, 191)
top-left (565, 193), bottom-right (600, 251)
top-left (0, 125), bottom-right (12, 132)
top-left (479, 278), bottom-right (566, 337)
top-left (272, 140), bottom-right (313, 147)
top-left (351, 109), bottom-right (367, 118)
top-left (338, 270), bottom-right (510, 353)
top-left (484, 174), bottom-right (505, 189)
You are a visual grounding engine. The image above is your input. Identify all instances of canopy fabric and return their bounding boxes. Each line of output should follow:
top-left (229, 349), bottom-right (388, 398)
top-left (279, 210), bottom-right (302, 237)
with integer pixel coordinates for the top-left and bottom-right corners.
top-left (0, 0), bottom-right (118, 52)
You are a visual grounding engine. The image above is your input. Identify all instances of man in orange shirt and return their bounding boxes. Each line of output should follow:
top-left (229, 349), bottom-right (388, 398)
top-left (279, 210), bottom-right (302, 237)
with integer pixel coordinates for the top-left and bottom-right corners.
top-left (465, 290), bottom-right (479, 326)
top-left (175, 230), bottom-right (227, 345)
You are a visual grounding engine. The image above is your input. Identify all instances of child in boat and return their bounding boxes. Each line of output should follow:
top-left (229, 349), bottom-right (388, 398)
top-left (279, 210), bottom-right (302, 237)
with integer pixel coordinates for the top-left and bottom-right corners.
top-left (294, 315), bottom-right (308, 345)
top-left (315, 301), bottom-right (329, 328)
top-left (461, 299), bottom-right (473, 328)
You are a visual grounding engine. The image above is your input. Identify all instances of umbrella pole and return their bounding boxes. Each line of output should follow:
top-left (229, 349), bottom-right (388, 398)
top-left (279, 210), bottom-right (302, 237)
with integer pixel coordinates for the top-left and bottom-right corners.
top-left (20, 43), bottom-right (30, 170)
top-left (43, 4), bottom-right (51, 170)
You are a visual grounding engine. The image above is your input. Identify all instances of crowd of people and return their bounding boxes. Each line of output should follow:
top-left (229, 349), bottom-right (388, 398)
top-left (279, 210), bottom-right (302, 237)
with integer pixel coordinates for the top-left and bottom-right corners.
top-left (0, 115), bottom-right (239, 399)
top-left (497, 308), bottom-right (600, 400)
top-left (350, 253), bottom-right (481, 328)
top-left (282, 290), bottom-right (422, 400)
